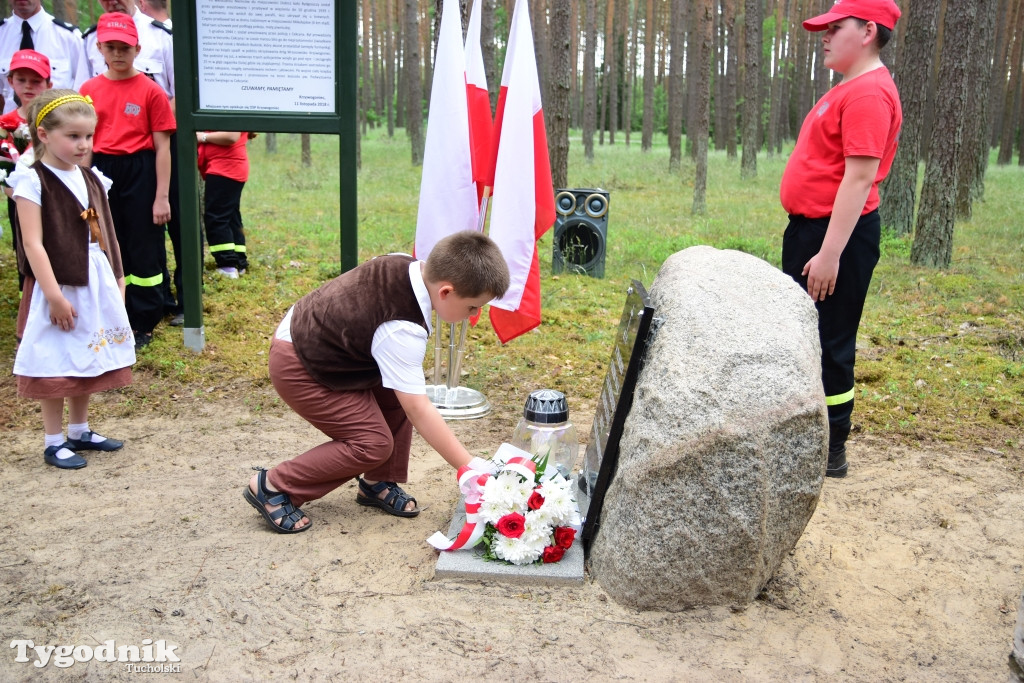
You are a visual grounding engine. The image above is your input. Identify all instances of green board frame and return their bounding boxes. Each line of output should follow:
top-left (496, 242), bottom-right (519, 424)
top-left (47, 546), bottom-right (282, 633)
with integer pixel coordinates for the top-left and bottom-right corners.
top-left (171, 2), bottom-right (358, 351)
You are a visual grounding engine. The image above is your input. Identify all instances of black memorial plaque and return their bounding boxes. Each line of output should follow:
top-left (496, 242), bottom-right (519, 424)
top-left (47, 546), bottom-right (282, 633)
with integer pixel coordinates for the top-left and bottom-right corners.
top-left (580, 279), bottom-right (657, 552)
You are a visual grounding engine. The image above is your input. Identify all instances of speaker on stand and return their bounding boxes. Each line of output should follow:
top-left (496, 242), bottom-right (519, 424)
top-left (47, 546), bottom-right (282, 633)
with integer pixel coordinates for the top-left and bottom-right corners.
top-left (552, 188), bottom-right (609, 278)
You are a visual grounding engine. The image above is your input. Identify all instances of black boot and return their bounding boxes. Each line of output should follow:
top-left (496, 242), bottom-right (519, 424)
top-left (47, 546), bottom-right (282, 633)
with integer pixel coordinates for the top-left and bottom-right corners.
top-left (826, 445), bottom-right (848, 478)
top-left (827, 400), bottom-right (853, 479)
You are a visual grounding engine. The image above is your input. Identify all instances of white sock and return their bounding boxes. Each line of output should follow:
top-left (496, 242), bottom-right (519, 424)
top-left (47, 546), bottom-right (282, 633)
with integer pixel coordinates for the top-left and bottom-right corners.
top-left (68, 422), bottom-right (89, 441)
top-left (45, 433), bottom-right (75, 460)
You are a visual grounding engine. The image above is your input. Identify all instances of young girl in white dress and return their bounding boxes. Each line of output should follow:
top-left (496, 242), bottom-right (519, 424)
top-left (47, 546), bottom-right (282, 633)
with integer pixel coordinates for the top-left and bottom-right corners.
top-left (11, 89), bottom-right (136, 470)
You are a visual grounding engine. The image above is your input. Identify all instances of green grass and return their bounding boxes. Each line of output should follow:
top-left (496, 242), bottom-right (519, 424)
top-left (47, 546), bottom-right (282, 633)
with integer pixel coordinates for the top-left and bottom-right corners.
top-left (1, 129), bottom-right (1022, 452)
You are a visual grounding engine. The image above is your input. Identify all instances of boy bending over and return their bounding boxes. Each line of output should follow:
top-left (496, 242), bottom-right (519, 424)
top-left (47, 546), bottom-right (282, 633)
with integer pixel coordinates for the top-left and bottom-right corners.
top-left (245, 231), bottom-right (510, 533)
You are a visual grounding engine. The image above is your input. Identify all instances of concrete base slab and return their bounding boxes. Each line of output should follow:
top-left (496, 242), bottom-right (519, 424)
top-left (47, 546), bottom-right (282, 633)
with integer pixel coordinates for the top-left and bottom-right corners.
top-left (433, 479), bottom-right (590, 585)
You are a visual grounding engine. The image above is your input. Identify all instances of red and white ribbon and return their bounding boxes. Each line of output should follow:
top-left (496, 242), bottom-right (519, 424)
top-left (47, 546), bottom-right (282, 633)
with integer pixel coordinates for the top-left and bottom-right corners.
top-left (427, 444), bottom-right (539, 552)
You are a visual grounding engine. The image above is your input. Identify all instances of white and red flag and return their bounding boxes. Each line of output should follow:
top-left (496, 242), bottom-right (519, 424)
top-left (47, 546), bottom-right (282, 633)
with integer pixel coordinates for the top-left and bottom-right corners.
top-left (487, 0), bottom-right (556, 344)
top-left (465, 0), bottom-right (493, 203)
top-left (414, 0), bottom-right (479, 260)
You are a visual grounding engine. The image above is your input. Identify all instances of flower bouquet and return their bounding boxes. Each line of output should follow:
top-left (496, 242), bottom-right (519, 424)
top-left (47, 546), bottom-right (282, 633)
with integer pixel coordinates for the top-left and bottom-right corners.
top-left (0, 123), bottom-right (31, 186)
top-left (427, 443), bottom-right (582, 565)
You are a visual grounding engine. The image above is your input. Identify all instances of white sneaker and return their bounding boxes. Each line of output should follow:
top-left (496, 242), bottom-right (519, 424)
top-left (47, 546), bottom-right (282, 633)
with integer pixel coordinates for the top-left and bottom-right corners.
top-left (215, 267), bottom-right (239, 279)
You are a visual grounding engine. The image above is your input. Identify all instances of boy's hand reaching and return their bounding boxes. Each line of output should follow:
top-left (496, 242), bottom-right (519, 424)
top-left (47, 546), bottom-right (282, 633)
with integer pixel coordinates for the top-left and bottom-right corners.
top-left (153, 198), bottom-right (171, 225)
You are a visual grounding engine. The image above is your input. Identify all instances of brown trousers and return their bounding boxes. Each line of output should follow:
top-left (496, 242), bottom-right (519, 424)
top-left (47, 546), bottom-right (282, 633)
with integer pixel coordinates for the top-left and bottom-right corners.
top-left (267, 338), bottom-right (412, 506)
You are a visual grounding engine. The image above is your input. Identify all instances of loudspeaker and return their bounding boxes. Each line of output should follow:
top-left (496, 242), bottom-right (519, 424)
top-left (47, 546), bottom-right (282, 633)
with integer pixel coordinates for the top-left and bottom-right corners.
top-left (552, 188), bottom-right (609, 278)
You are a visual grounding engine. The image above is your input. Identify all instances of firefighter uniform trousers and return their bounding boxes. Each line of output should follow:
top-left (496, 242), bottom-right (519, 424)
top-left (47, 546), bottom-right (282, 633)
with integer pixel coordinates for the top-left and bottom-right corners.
top-left (92, 149), bottom-right (167, 336)
top-left (782, 209), bottom-right (881, 453)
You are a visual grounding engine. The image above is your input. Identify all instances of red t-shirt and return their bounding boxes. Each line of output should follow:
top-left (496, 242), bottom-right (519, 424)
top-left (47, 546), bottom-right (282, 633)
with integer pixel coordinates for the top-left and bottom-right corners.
top-left (0, 109), bottom-right (26, 132)
top-left (80, 73), bottom-right (176, 155)
top-left (780, 67), bottom-right (902, 219)
top-left (198, 132), bottom-right (249, 182)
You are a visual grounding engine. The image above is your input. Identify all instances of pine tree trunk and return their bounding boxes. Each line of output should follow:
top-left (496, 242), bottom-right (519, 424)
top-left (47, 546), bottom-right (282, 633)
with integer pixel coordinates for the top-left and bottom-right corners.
top-left (692, 0), bottom-right (713, 214)
top-left (997, 0), bottom-right (1024, 164)
top-left (624, 0), bottom-right (640, 146)
top-left (641, 0), bottom-right (656, 151)
top-left (549, 0), bottom-right (572, 188)
top-left (582, 0), bottom-right (598, 161)
top-left (482, 0), bottom-right (498, 110)
top-left (880, 0), bottom-right (940, 236)
top-left (913, 3), bottom-right (976, 267)
top-left (956, 0), bottom-right (998, 218)
top-left (265, 133), bottom-right (277, 154)
top-left (405, 0), bottom-right (424, 165)
top-left (740, 0), bottom-right (761, 178)
top-left (301, 134), bottom-right (312, 167)
top-left (724, 0), bottom-right (738, 158)
top-left (361, 0), bottom-right (372, 136)
top-left (667, 0), bottom-right (684, 170)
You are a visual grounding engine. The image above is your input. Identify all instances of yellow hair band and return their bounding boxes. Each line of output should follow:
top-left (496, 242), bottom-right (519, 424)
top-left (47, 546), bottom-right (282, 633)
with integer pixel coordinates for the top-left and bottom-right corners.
top-left (35, 94), bottom-right (94, 128)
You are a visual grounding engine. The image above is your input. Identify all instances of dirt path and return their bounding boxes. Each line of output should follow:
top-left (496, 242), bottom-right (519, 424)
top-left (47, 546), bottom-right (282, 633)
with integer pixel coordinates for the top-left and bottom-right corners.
top-left (1, 398), bottom-right (1021, 681)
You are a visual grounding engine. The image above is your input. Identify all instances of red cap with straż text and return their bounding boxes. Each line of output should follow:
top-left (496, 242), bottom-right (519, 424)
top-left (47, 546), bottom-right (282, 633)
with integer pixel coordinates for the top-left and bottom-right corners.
top-left (9, 49), bottom-right (50, 79)
top-left (803, 0), bottom-right (902, 31)
top-left (96, 12), bottom-right (139, 46)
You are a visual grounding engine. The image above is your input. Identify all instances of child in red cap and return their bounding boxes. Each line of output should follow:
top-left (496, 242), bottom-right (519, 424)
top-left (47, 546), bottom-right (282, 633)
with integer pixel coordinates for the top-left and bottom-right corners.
top-left (1, 49), bottom-right (52, 288)
top-left (780, 0), bottom-right (903, 479)
top-left (80, 12), bottom-right (175, 350)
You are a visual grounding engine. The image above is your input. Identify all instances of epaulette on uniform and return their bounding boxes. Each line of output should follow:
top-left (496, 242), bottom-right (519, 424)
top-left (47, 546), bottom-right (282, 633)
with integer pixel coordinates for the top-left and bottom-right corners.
top-left (0, 19), bottom-right (6, 28)
top-left (83, 25), bottom-right (97, 39)
top-left (151, 20), bottom-right (172, 35)
top-left (53, 18), bottom-right (77, 32)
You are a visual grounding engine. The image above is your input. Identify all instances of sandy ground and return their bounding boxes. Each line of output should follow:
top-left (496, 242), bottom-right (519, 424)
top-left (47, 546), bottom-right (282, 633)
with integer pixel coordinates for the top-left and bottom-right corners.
top-left (1, 392), bottom-right (1022, 682)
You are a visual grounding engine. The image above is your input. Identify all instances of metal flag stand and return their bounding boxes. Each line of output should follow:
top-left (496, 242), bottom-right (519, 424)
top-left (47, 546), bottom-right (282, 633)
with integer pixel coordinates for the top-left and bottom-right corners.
top-left (425, 190), bottom-right (493, 420)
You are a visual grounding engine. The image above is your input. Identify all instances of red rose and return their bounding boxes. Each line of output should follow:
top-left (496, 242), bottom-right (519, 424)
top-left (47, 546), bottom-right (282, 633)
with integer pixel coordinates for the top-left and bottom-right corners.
top-left (528, 490), bottom-right (545, 510)
top-left (553, 526), bottom-right (576, 549)
top-left (542, 545), bottom-right (565, 563)
top-left (495, 512), bottom-right (526, 538)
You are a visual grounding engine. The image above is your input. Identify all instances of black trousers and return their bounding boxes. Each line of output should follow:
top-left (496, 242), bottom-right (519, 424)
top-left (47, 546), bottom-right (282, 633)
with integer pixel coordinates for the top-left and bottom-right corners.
top-left (203, 174), bottom-right (247, 270)
top-left (92, 150), bottom-right (167, 335)
top-left (782, 210), bottom-right (881, 450)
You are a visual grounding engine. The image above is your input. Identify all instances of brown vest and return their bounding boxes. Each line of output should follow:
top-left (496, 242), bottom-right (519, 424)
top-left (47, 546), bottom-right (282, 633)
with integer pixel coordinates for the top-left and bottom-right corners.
top-left (16, 163), bottom-right (123, 286)
top-left (290, 255), bottom-right (428, 391)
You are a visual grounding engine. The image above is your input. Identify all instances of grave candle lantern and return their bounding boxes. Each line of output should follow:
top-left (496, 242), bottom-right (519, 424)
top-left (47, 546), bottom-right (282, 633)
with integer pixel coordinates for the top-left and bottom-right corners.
top-left (510, 389), bottom-right (579, 479)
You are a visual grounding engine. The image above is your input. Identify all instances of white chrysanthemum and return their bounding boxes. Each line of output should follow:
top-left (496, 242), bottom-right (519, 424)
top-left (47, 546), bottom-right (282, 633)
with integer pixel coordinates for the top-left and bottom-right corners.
top-left (523, 512), bottom-right (553, 545)
top-left (477, 498), bottom-right (512, 525)
top-left (483, 471), bottom-right (532, 508)
top-left (538, 478), bottom-right (576, 523)
top-left (492, 535), bottom-right (543, 565)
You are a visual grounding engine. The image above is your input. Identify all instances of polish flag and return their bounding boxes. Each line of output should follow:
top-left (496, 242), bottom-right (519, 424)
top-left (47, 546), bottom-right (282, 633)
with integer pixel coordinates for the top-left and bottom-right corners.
top-left (414, 0), bottom-right (478, 261)
top-left (487, 0), bottom-right (556, 344)
top-left (465, 0), bottom-right (493, 203)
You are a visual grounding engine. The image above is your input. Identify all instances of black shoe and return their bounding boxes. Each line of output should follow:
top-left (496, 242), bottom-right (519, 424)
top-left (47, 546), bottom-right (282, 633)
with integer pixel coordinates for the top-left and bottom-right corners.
top-left (67, 430), bottom-right (123, 452)
top-left (826, 446), bottom-right (848, 478)
top-left (134, 331), bottom-right (153, 350)
top-left (44, 443), bottom-right (87, 469)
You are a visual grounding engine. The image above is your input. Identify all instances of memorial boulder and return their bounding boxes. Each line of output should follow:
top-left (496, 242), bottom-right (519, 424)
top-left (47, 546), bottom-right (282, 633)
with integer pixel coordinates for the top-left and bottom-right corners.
top-left (589, 246), bottom-right (827, 610)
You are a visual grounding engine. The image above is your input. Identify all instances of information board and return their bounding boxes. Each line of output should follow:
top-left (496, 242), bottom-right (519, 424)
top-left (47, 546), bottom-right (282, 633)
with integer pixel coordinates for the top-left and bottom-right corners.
top-left (196, 0), bottom-right (336, 113)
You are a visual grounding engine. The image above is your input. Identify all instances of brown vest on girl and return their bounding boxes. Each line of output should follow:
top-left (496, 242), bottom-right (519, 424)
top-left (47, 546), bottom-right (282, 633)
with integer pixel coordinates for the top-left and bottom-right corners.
top-left (16, 162), bottom-right (122, 286)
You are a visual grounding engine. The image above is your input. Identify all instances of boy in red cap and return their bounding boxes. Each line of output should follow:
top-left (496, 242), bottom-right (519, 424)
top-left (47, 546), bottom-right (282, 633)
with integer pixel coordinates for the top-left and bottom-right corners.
top-left (1, 49), bottom-right (51, 288)
top-left (780, 0), bottom-right (903, 478)
top-left (80, 12), bottom-right (175, 350)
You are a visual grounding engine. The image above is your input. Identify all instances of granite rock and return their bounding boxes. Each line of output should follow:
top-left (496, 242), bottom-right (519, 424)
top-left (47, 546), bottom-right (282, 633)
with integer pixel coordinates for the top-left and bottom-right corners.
top-left (590, 246), bottom-right (827, 609)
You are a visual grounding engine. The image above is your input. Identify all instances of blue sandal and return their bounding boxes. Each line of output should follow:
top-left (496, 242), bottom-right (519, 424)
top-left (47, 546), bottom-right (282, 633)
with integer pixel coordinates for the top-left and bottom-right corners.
top-left (243, 468), bottom-right (312, 534)
top-left (356, 478), bottom-right (420, 518)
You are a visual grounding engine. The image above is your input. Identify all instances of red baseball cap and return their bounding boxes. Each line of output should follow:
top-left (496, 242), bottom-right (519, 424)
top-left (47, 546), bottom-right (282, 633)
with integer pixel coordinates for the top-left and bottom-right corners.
top-left (803, 0), bottom-right (902, 31)
top-left (96, 12), bottom-right (139, 46)
top-left (9, 49), bottom-right (50, 79)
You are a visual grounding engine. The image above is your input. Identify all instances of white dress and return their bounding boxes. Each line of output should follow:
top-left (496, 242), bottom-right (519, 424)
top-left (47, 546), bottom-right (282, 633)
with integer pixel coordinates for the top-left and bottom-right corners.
top-left (11, 163), bottom-right (136, 378)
